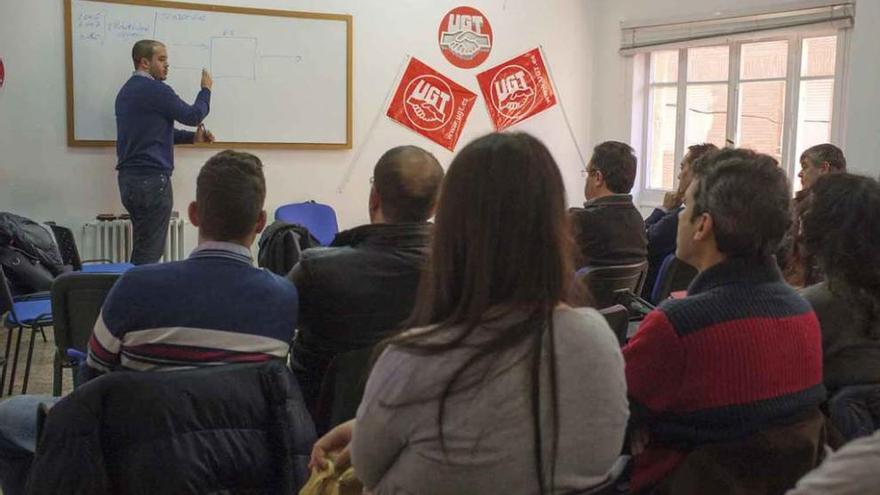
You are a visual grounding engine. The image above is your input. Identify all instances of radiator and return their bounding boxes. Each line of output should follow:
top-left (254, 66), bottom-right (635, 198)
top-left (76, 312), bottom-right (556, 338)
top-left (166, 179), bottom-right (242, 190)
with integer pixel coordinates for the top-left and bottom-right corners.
top-left (82, 217), bottom-right (186, 263)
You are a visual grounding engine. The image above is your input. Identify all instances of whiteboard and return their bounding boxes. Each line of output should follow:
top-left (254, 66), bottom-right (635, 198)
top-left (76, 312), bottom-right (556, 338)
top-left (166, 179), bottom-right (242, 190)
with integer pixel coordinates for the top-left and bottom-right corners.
top-left (65, 0), bottom-right (352, 148)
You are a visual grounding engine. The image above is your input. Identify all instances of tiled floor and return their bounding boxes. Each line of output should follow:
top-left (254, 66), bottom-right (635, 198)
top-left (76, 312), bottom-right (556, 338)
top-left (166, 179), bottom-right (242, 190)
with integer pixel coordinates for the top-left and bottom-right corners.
top-left (1, 325), bottom-right (75, 400)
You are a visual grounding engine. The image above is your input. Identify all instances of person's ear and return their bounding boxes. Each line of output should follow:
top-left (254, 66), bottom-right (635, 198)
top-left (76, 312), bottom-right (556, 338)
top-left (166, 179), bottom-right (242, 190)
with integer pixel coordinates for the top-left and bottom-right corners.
top-left (693, 212), bottom-right (714, 242)
top-left (188, 201), bottom-right (200, 227)
top-left (254, 210), bottom-right (267, 234)
top-left (369, 185), bottom-right (381, 216)
top-left (595, 170), bottom-right (605, 188)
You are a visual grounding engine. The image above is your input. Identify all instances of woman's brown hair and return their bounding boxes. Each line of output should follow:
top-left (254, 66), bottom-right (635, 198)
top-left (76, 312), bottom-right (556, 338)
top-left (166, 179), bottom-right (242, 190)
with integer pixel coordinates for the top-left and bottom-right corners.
top-left (389, 132), bottom-right (576, 493)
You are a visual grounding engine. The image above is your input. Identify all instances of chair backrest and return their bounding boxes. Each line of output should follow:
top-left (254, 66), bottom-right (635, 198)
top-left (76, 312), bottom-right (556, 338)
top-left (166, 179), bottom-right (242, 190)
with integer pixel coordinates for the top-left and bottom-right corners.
top-left (29, 361), bottom-right (316, 495)
top-left (274, 201), bottom-right (339, 246)
top-left (51, 272), bottom-right (121, 354)
top-left (46, 223), bottom-right (82, 270)
top-left (576, 260), bottom-right (649, 309)
top-left (314, 346), bottom-right (376, 435)
top-left (650, 254), bottom-right (698, 304)
top-left (598, 305), bottom-right (629, 346)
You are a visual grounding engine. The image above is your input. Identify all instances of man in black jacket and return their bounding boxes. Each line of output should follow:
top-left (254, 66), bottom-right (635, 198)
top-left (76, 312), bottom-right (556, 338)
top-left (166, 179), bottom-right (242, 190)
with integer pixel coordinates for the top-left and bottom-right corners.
top-left (570, 141), bottom-right (647, 269)
top-left (288, 145), bottom-right (444, 415)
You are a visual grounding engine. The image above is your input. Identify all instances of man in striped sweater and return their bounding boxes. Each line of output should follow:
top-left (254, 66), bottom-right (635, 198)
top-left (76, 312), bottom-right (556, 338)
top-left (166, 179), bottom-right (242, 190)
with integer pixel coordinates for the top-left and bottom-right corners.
top-left (86, 149), bottom-right (297, 377)
top-left (0, 151), bottom-right (297, 495)
top-left (622, 148), bottom-right (825, 492)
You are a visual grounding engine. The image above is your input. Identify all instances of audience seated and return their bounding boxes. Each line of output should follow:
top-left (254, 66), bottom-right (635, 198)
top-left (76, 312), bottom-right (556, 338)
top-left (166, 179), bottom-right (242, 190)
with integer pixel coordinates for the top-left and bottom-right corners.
top-left (787, 429), bottom-right (880, 495)
top-left (622, 148), bottom-right (825, 493)
top-left (778, 143), bottom-right (847, 287)
top-left (288, 145), bottom-right (444, 415)
top-left (309, 132), bottom-right (629, 494)
top-left (641, 143), bottom-right (717, 298)
top-left (801, 173), bottom-right (880, 440)
top-left (570, 141), bottom-right (647, 268)
top-left (0, 150), bottom-right (299, 495)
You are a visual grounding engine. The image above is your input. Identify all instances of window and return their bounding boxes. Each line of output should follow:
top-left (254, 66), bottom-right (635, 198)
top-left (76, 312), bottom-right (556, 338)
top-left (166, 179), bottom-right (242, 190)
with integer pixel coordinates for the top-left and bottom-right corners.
top-left (642, 32), bottom-right (844, 197)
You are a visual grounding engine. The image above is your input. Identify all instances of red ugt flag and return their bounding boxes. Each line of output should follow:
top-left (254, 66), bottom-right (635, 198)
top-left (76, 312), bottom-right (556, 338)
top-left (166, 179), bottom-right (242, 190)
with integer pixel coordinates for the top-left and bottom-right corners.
top-left (387, 58), bottom-right (477, 152)
top-left (477, 48), bottom-right (557, 131)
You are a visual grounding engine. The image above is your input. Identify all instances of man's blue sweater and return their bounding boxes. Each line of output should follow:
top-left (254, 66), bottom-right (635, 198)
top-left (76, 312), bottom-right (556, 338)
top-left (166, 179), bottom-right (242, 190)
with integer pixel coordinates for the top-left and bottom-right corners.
top-left (115, 74), bottom-right (211, 173)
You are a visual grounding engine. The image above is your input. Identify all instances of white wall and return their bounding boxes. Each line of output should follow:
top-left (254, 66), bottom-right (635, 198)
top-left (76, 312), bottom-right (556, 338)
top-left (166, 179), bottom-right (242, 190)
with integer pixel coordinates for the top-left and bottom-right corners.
top-left (0, 0), bottom-right (595, 251)
top-left (588, 0), bottom-right (880, 203)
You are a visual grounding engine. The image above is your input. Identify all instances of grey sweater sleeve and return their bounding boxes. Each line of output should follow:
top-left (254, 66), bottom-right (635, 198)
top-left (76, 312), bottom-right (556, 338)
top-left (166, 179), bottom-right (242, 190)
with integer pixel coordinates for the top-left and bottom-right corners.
top-left (787, 431), bottom-right (880, 495)
top-left (350, 347), bottom-right (411, 489)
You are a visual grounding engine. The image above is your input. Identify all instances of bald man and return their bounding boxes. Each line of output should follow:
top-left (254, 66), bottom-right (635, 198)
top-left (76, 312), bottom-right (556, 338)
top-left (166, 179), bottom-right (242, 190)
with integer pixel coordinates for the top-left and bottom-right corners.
top-left (287, 146), bottom-right (444, 424)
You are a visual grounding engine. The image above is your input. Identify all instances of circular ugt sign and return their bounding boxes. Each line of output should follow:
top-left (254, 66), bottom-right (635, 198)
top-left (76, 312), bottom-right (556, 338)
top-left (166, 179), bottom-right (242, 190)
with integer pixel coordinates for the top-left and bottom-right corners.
top-left (438, 6), bottom-right (493, 69)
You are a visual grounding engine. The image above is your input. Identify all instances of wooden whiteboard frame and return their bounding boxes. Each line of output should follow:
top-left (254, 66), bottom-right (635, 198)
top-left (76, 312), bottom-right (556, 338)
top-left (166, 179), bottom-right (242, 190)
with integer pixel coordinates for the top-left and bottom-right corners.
top-left (64, 0), bottom-right (353, 149)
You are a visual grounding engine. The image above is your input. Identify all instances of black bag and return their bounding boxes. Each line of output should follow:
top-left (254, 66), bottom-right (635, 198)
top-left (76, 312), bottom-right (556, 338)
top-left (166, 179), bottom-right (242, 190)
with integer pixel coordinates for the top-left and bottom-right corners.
top-left (257, 221), bottom-right (321, 276)
top-left (0, 212), bottom-right (65, 276)
top-left (0, 245), bottom-right (55, 295)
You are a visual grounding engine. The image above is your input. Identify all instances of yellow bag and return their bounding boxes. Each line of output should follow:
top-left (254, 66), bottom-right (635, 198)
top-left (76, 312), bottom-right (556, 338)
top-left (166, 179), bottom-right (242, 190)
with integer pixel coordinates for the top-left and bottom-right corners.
top-left (299, 459), bottom-right (364, 495)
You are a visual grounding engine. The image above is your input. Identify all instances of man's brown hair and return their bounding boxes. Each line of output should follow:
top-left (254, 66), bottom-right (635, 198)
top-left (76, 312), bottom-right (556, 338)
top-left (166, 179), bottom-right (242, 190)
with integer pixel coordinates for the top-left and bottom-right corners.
top-left (131, 40), bottom-right (164, 69)
top-left (196, 150), bottom-right (266, 241)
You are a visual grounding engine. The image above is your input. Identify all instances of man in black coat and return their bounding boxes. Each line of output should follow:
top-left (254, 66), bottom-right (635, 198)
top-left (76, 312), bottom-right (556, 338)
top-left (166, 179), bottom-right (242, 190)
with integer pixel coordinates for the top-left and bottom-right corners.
top-left (288, 145), bottom-right (444, 416)
top-left (570, 141), bottom-right (647, 269)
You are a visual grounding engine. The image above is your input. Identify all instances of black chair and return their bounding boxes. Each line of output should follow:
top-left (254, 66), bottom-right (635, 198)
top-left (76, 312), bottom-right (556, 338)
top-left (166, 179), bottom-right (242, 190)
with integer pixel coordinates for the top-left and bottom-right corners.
top-left (50, 272), bottom-right (121, 396)
top-left (1, 269), bottom-right (52, 396)
top-left (313, 345), bottom-right (375, 435)
top-left (576, 260), bottom-right (649, 309)
top-left (46, 223), bottom-right (132, 274)
top-left (29, 361), bottom-right (316, 494)
top-left (649, 253), bottom-right (698, 304)
top-left (598, 305), bottom-right (629, 346)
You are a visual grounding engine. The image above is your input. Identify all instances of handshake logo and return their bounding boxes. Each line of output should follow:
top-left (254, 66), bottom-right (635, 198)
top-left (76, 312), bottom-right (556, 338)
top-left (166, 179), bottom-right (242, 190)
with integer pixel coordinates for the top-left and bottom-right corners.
top-left (438, 8), bottom-right (493, 69)
top-left (491, 66), bottom-right (537, 119)
top-left (404, 76), bottom-right (453, 131)
top-left (440, 30), bottom-right (491, 60)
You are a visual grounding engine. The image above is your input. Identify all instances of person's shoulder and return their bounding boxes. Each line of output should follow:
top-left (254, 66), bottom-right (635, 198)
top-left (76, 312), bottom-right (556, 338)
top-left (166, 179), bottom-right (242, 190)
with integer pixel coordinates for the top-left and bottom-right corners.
top-left (554, 307), bottom-right (620, 352)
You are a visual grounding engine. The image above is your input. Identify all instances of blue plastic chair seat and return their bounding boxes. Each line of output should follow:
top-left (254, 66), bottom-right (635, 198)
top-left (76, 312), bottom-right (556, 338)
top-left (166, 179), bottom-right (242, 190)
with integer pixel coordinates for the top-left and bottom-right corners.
top-left (5, 299), bottom-right (53, 327)
top-left (274, 202), bottom-right (339, 246)
top-left (81, 262), bottom-right (134, 274)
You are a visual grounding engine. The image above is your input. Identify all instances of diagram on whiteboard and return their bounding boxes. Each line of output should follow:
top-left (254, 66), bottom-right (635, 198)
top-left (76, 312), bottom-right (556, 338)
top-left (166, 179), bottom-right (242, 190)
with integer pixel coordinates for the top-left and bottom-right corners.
top-left (68, 0), bottom-right (350, 146)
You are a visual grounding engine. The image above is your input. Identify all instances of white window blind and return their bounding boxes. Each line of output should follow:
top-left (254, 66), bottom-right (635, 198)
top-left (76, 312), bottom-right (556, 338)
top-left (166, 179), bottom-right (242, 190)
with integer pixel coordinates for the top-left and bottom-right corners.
top-left (621, 1), bottom-right (854, 55)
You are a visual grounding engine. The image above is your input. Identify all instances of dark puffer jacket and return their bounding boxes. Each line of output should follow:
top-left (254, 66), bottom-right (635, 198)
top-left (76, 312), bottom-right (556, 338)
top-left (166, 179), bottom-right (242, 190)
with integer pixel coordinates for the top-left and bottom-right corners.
top-left (26, 361), bottom-right (315, 495)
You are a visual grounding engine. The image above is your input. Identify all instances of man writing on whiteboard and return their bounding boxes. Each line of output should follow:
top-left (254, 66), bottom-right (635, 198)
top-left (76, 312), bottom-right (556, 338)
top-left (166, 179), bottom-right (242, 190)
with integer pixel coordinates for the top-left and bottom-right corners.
top-left (115, 39), bottom-right (215, 265)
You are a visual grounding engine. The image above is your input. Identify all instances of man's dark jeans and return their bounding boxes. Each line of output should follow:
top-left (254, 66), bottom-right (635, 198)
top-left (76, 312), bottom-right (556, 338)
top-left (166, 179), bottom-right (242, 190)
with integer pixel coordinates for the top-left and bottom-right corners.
top-left (118, 169), bottom-right (173, 265)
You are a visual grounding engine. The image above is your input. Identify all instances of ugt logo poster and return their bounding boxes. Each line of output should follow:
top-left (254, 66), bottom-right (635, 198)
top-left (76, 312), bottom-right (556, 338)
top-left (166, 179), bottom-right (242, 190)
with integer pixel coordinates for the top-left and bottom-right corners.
top-left (438, 6), bottom-right (493, 69)
top-left (477, 48), bottom-right (557, 131)
top-left (387, 58), bottom-right (477, 151)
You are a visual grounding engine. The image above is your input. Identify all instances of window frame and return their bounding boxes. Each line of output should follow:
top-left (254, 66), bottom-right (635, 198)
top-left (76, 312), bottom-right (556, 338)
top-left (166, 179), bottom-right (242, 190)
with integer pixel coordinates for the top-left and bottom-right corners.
top-left (636, 27), bottom-right (849, 207)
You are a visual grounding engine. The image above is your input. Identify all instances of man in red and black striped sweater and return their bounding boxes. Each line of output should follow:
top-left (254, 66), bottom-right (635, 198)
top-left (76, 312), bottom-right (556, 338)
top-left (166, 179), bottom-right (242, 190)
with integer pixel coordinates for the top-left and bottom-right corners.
top-left (623, 148), bottom-right (825, 492)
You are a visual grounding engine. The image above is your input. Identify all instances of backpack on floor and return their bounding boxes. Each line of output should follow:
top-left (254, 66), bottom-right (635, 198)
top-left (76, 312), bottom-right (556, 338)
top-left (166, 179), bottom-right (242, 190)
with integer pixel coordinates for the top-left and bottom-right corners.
top-left (257, 221), bottom-right (321, 276)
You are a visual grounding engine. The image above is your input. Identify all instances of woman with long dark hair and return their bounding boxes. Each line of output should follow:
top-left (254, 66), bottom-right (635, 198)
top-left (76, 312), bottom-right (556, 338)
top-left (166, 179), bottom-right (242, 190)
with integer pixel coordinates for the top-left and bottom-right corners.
top-left (801, 173), bottom-right (880, 439)
top-left (310, 132), bottom-right (628, 494)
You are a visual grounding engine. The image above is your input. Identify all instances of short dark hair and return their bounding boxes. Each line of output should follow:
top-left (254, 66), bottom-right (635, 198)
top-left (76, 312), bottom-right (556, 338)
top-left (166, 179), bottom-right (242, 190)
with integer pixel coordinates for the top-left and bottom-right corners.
top-left (801, 143), bottom-right (846, 171)
top-left (196, 150), bottom-right (266, 241)
top-left (131, 40), bottom-right (164, 68)
top-left (686, 143), bottom-right (719, 164)
top-left (590, 141), bottom-right (637, 193)
top-left (691, 148), bottom-right (790, 258)
top-left (802, 173), bottom-right (880, 338)
top-left (373, 146), bottom-right (444, 223)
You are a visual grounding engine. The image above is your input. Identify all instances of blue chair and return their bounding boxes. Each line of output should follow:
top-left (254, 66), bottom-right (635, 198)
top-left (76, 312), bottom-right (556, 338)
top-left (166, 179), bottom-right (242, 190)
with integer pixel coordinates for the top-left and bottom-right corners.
top-left (1, 269), bottom-right (53, 396)
top-left (274, 201), bottom-right (339, 246)
top-left (80, 262), bottom-right (134, 273)
top-left (649, 253), bottom-right (698, 304)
